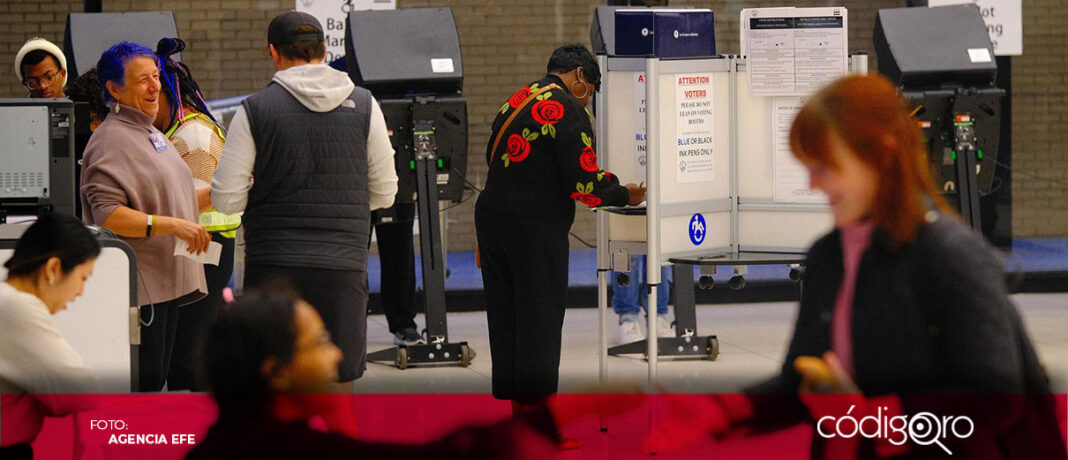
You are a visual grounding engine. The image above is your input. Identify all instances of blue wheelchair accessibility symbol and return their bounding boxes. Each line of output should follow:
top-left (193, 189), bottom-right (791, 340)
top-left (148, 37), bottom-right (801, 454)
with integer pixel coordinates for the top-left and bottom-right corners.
top-left (689, 213), bottom-right (706, 246)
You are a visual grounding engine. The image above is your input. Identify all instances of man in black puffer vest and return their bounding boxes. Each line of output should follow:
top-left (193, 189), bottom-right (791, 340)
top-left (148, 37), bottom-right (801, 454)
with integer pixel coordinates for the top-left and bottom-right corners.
top-left (212, 11), bottom-right (398, 382)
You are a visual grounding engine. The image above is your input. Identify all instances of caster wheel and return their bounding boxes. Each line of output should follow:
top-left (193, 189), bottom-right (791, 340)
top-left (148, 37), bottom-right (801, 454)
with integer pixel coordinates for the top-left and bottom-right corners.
top-left (728, 275), bottom-right (746, 290)
top-left (707, 337), bottom-right (720, 360)
top-left (460, 344), bottom-right (473, 367)
top-left (421, 328), bottom-right (428, 342)
top-left (698, 275), bottom-right (715, 290)
top-left (616, 272), bottom-right (630, 286)
top-left (788, 267), bottom-right (803, 282)
top-left (396, 347), bottom-right (409, 370)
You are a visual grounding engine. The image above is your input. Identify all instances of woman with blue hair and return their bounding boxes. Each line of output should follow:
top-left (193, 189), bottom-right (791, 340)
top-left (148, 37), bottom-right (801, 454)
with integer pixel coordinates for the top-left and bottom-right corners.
top-left (80, 41), bottom-right (208, 392)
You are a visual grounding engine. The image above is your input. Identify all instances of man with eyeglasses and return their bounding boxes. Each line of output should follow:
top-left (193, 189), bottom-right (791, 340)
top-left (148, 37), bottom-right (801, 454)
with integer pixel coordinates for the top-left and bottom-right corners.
top-left (15, 37), bottom-right (68, 98)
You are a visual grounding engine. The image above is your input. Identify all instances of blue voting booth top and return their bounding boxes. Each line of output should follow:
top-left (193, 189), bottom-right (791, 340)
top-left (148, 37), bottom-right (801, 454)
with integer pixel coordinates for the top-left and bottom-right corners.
top-left (613, 9), bottom-right (715, 58)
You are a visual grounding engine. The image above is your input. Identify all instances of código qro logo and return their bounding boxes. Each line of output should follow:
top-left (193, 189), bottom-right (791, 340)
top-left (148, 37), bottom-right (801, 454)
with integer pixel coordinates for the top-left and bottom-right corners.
top-left (816, 405), bottom-right (974, 455)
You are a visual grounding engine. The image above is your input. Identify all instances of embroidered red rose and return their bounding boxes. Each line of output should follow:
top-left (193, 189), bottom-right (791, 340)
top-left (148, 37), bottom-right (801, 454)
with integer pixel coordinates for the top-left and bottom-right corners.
top-left (570, 192), bottom-right (602, 207)
top-left (506, 134), bottom-right (531, 163)
top-left (508, 87), bottom-right (531, 108)
top-left (531, 99), bottom-right (565, 125)
top-left (579, 146), bottom-right (598, 172)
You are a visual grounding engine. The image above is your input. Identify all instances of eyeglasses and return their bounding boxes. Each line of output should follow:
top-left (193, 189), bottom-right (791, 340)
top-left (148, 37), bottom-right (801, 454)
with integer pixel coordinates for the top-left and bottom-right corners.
top-left (23, 70), bottom-right (60, 90)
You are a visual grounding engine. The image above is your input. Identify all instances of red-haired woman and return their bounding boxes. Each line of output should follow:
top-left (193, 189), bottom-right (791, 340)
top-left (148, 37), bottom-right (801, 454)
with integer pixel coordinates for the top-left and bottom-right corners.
top-left (648, 74), bottom-right (1064, 459)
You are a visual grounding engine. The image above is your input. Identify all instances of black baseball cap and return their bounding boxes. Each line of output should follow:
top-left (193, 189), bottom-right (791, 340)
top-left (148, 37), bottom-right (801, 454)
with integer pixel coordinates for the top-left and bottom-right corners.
top-left (267, 11), bottom-right (325, 45)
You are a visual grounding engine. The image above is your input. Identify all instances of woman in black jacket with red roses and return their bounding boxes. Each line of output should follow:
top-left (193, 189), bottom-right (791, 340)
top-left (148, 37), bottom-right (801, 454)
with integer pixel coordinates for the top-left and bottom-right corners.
top-left (475, 44), bottom-right (644, 449)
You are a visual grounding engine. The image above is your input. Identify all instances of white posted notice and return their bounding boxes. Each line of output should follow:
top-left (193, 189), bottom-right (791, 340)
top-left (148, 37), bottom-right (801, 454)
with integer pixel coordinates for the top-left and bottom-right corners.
top-left (772, 96), bottom-right (826, 203)
top-left (634, 72), bottom-right (647, 176)
top-left (675, 73), bottom-right (715, 184)
top-left (296, 0), bottom-right (396, 63)
top-left (743, 7), bottom-right (848, 96)
top-left (928, 0), bottom-right (1021, 56)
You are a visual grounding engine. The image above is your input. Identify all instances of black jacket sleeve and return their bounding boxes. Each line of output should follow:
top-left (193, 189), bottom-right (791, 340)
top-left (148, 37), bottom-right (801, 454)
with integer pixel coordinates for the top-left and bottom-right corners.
top-left (547, 89), bottom-right (629, 208)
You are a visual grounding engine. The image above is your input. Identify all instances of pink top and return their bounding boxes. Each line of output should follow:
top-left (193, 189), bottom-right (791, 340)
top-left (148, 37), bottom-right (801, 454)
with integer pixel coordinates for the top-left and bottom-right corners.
top-left (831, 221), bottom-right (876, 378)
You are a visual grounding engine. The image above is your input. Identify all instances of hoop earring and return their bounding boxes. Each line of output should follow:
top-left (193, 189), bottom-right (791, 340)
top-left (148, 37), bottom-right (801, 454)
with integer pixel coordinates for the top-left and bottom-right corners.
top-left (570, 80), bottom-right (590, 100)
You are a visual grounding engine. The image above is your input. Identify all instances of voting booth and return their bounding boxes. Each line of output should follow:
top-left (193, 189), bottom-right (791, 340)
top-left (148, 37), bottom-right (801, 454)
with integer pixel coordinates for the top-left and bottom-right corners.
top-left (0, 99), bottom-right (78, 219)
top-left (591, 6), bottom-right (865, 389)
top-left (875, 4), bottom-right (1005, 240)
top-left (348, 8), bottom-right (476, 370)
top-left (64, 12), bottom-right (181, 78)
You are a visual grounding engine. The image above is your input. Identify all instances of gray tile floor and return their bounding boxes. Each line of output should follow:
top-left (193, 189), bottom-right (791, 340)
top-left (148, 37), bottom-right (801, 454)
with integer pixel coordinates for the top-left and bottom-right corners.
top-left (357, 293), bottom-right (1068, 394)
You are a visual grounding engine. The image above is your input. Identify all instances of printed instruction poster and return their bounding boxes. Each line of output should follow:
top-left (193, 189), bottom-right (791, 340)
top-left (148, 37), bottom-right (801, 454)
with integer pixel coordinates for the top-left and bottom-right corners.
top-left (742, 7), bottom-right (848, 96)
top-left (674, 73), bottom-right (715, 184)
top-left (772, 96), bottom-right (826, 203)
top-left (634, 72), bottom-right (647, 176)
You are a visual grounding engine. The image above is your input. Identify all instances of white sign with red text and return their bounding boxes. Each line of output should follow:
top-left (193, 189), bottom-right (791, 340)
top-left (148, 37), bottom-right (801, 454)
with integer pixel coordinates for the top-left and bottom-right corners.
top-left (674, 73), bottom-right (715, 184)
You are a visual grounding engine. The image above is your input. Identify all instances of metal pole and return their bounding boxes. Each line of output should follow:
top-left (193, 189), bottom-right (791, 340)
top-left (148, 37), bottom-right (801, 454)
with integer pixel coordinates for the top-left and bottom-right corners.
top-left (644, 57), bottom-right (660, 383)
top-left (594, 54), bottom-right (610, 432)
top-left (730, 56), bottom-right (740, 254)
top-left (439, 200), bottom-right (448, 281)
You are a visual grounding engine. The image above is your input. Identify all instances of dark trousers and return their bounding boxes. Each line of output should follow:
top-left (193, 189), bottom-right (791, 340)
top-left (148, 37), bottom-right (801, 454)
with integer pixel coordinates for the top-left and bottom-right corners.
top-left (475, 208), bottom-right (570, 402)
top-left (168, 233), bottom-right (235, 391)
top-left (373, 218), bottom-right (419, 333)
top-left (0, 444), bottom-right (32, 460)
top-left (138, 300), bottom-right (179, 392)
top-left (245, 264), bottom-right (368, 382)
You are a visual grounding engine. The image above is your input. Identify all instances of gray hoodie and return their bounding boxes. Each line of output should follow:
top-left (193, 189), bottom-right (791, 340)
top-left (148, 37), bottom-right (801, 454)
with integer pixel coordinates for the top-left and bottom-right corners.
top-left (211, 63), bottom-right (398, 214)
top-left (272, 63), bottom-right (355, 113)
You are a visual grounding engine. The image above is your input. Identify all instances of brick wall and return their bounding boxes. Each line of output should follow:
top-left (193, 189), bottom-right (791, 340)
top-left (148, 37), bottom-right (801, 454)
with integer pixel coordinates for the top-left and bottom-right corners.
top-left (2, 0), bottom-right (1065, 249)
top-left (1010, 0), bottom-right (1068, 237)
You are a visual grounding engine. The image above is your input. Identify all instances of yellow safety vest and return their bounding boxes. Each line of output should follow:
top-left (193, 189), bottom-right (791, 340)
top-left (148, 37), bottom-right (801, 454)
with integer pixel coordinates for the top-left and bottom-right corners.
top-left (166, 112), bottom-right (241, 237)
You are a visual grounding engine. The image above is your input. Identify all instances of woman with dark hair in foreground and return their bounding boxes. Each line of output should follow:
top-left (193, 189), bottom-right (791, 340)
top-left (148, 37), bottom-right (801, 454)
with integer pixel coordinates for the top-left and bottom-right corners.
top-left (187, 289), bottom-right (637, 460)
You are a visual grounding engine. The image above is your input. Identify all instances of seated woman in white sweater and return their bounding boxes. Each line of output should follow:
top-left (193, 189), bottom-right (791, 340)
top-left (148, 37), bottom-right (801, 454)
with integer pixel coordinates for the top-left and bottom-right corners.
top-left (0, 213), bottom-right (102, 460)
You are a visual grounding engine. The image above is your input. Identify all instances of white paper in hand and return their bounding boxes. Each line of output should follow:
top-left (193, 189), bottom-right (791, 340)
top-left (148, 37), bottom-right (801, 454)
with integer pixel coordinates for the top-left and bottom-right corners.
top-left (174, 240), bottom-right (222, 266)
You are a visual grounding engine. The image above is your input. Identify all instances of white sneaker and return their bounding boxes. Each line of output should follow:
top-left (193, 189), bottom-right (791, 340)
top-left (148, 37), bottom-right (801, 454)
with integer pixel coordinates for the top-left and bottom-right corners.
top-left (618, 315), bottom-right (645, 344)
top-left (656, 315), bottom-right (675, 338)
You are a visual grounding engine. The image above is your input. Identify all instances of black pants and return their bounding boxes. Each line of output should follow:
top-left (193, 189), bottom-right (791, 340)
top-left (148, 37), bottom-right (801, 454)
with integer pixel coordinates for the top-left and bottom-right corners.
top-left (245, 264), bottom-right (368, 382)
top-left (0, 444), bottom-right (32, 460)
top-left (373, 218), bottom-right (419, 333)
top-left (168, 233), bottom-right (235, 391)
top-left (475, 208), bottom-right (570, 402)
top-left (138, 300), bottom-right (179, 392)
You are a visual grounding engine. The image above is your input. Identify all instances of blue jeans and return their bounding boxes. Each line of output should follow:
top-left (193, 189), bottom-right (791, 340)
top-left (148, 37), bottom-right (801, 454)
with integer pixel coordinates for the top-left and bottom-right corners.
top-left (611, 255), bottom-right (670, 316)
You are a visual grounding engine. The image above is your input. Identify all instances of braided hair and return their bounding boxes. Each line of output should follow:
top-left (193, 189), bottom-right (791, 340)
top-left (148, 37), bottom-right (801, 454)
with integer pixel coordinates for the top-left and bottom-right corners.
top-left (154, 38), bottom-right (217, 129)
top-left (66, 67), bottom-right (108, 123)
